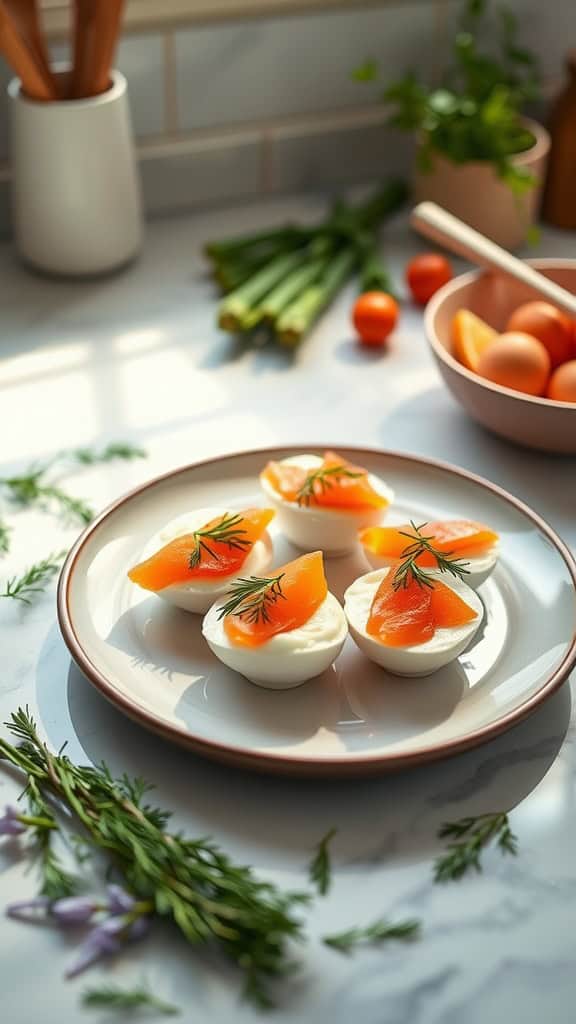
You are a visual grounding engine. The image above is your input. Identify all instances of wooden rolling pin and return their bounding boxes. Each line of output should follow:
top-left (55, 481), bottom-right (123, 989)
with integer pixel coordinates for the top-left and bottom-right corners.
top-left (411, 201), bottom-right (576, 318)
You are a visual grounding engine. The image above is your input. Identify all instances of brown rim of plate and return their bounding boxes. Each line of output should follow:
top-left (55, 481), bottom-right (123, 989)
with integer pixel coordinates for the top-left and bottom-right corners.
top-left (426, 258), bottom-right (576, 410)
top-left (57, 445), bottom-right (576, 777)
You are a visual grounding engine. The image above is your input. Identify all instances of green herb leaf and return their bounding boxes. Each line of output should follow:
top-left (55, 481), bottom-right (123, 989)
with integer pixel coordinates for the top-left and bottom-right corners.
top-left (189, 512), bottom-right (250, 570)
top-left (82, 983), bottom-right (179, 1016)
top-left (296, 463), bottom-right (365, 507)
top-left (0, 520), bottom-right (10, 557)
top-left (0, 708), bottom-right (308, 1008)
top-left (392, 521), bottom-right (471, 591)
top-left (434, 812), bottom-right (518, 882)
top-left (352, 59), bottom-right (379, 83)
top-left (1, 551), bottom-right (67, 604)
top-left (217, 573), bottom-right (286, 624)
top-left (309, 828), bottom-right (337, 897)
top-left (324, 917), bottom-right (421, 954)
top-left (69, 443), bottom-right (146, 466)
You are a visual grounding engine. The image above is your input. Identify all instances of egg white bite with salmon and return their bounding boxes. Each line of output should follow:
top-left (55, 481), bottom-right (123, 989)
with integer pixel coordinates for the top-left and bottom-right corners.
top-left (127, 507), bottom-right (275, 614)
top-left (259, 450), bottom-right (394, 555)
top-left (345, 525), bottom-right (483, 676)
top-left (202, 551), bottom-right (348, 689)
top-left (359, 520), bottom-right (500, 590)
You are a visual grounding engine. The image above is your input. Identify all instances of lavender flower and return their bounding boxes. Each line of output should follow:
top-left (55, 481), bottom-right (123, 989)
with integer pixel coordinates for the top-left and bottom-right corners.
top-left (0, 805), bottom-right (26, 836)
top-left (51, 896), bottom-right (99, 926)
top-left (6, 897), bottom-right (50, 921)
top-left (65, 912), bottom-right (151, 979)
top-left (106, 884), bottom-right (135, 915)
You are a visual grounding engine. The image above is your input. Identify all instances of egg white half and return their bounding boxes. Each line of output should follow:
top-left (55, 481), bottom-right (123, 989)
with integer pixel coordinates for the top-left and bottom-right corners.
top-left (132, 507), bottom-right (273, 614)
top-left (202, 591), bottom-right (348, 689)
top-left (260, 454), bottom-right (394, 556)
top-left (362, 543), bottom-right (499, 590)
top-left (344, 568), bottom-right (483, 677)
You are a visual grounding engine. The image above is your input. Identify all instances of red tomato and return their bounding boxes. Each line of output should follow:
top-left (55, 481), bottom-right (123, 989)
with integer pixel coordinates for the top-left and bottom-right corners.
top-left (352, 291), bottom-right (399, 346)
top-left (406, 253), bottom-right (452, 305)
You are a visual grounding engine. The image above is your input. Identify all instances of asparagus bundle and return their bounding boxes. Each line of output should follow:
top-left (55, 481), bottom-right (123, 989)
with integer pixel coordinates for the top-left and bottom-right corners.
top-left (205, 179), bottom-right (408, 346)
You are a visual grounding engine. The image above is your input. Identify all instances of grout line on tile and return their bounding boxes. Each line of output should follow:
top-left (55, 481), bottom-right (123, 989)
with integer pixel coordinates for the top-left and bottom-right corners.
top-left (163, 31), bottom-right (179, 135)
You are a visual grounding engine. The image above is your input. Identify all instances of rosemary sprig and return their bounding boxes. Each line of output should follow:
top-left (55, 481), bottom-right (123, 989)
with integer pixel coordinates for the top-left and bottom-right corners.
top-left (0, 519), bottom-right (10, 556)
top-left (82, 983), bottom-right (180, 1016)
top-left (0, 708), bottom-right (309, 1008)
top-left (323, 917), bottom-right (421, 955)
top-left (309, 828), bottom-right (337, 897)
top-left (296, 464), bottom-right (364, 506)
top-left (434, 812), bottom-right (518, 882)
top-left (217, 573), bottom-right (286, 624)
top-left (1, 551), bottom-right (67, 604)
top-left (392, 521), bottom-right (471, 591)
top-left (189, 512), bottom-right (250, 570)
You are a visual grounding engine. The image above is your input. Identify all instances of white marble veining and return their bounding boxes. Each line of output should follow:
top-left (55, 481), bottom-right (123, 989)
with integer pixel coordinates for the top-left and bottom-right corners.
top-left (0, 196), bottom-right (575, 1023)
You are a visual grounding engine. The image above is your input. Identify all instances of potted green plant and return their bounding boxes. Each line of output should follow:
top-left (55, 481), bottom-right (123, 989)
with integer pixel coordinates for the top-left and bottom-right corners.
top-left (356, 0), bottom-right (548, 249)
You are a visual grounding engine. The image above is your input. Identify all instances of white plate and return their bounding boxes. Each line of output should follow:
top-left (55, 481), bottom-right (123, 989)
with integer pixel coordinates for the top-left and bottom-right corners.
top-left (58, 447), bottom-right (576, 776)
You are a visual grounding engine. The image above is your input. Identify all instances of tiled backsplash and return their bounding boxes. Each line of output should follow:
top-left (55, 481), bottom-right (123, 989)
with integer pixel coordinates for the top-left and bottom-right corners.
top-left (0, 0), bottom-right (569, 232)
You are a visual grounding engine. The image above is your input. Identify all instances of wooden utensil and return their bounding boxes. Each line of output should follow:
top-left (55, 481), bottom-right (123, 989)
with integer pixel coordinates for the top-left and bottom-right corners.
top-left (411, 201), bottom-right (576, 318)
top-left (0, 1), bottom-right (55, 101)
top-left (72, 0), bottom-right (125, 99)
top-left (4, 0), bottom-right (56, 97)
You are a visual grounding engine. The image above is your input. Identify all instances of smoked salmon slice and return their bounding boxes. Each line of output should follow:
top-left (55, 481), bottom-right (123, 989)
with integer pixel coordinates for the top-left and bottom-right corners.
top-left (360, 520), bottom-right (498, 566)
top-left (128, 508), bottom-right (274, 591)
top-left (223, 551), bottom-right (328, 648)
top-left (367, 572), bottom-right (477, 648)
top-left (262, 451), bottom-right (388, 510)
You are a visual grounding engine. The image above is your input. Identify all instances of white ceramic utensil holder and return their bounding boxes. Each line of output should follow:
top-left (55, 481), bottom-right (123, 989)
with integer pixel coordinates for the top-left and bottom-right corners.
top-left (9, 70), bottom-right (143, 276)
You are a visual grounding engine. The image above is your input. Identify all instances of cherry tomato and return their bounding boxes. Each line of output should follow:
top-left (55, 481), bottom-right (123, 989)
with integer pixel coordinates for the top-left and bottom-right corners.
top-left (352, 291), bottom-right (399, 346)
top-left (405, 253), bottom-right (452, 305)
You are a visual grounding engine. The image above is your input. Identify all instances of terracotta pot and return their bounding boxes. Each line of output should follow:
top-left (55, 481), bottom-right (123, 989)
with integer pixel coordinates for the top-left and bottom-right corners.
top-left (413, 118), bottom-right (550, 250)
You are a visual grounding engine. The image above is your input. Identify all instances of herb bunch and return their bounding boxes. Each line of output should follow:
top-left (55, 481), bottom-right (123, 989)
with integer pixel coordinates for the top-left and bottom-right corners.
top-left (0, 708), bottom-right (308, 1008)
top-left (356, 0), bottom-right (541, 197)
top-left (434, 812), bottom-right (517, 882)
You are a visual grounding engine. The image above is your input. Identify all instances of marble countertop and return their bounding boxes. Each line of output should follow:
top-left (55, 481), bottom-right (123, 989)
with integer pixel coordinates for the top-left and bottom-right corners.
top-left (1, 196), bottom-right (575, 1024)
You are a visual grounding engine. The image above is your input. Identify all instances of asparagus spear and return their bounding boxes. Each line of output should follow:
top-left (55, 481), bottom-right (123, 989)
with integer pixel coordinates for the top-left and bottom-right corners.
top-left (359, 243), bottom-right (397, 298)
top-left (277, 249), bottom-right (357, 347)
top-left (205, 225), bottom-right (311, 263)
top-left (258, 258), bottom-right (327, 321)
top-left (218, 249), bottom-right (305, 332)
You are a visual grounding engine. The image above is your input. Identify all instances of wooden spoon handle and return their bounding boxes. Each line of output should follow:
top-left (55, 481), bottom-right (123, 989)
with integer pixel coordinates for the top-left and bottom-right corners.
top-left (91, 0), bottom-right (125, 96)
top-left (411, 201), bottom-right (576, 319)
top-left (4, 0), bottom-right (56, 93)
top-left (72, 0), bottom-right (125, 99)
top-left (0, 2), bottom-right (55, 101)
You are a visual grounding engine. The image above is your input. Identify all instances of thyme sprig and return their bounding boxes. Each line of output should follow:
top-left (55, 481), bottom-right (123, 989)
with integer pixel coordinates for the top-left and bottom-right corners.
top-left (82, 983), bottom-right (180, 1015)
top-left (309, 828), bottom-right (337, 897)
top-left (189, 512), bottom-right (250, 570)
top-left (434, 812), bottom-right (518, 882)
top-left (0, 708), bottom-right (309, 1008)
top-left (324, 917), bottom-right (421, 954)
top-left (393, 521), bottom-right (471, 591)
top-left (296, 464), bottom-right (364, 506)
top-left (1, 551), bottom-right (67, 604)
top-left (217, 573), bottom-right (286, 625)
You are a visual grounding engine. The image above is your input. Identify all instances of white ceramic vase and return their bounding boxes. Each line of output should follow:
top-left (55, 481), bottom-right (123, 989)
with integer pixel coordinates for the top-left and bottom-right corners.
top-left (9, 69), bottom-right (143, 276)
top-left (413, 118), bottom-right (550, 250)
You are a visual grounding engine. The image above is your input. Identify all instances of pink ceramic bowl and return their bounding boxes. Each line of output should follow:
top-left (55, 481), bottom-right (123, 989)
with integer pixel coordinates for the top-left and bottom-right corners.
top-left (425, 259), bottom-right (576, 454)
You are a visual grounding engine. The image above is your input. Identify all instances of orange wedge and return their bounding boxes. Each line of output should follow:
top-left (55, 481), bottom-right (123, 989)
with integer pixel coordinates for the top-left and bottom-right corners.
top-left (359, 520), bottom-right (498, 565)
top-left (128, 508), bottom-right (274, 590)
top-left (261, 450), bottom-right (387, 510)
top-left (452, 309), bottom-right (497, 373)
top-left (367, 574), bottom-right (477, 648)
top-left (224, 551), bottom-right (328, 647)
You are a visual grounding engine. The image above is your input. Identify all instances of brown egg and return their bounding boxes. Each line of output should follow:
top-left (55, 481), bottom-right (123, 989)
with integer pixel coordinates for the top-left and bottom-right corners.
top-left (506, 301), bottom-right (573, 368)
top-left (547, 360), bottom-right (576, 403)
top-left (477, 332), bottom-right (550, 396)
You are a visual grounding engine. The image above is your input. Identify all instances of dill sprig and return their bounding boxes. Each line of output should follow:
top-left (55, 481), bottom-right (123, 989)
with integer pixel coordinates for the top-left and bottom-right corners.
top-left (0, 519), bottom-right (10, 556)
top-left (309, 828), bottom-right (337, 897)
top-left (82, 983), bottom-right (179, 1016)
top-left (434, 812), bottom-right (518, 883)
top-left (0, 708), bottom-right (309, 1008)
top-left (217, 573), bottom-right (286, 624)
top-left (296, 463), bottom-right (364, 506)
top-left (189, 512), bottom-right (250, 570)
top-left (323, 917), bottom-right (421, 955)
top-left (0, 441), bottom-right (147, 527)
top-left (69, 442), bottom-right (146, 466)
top-left (1, 551), bottom-right (67, 604)
top-left (392, 521), bottom-right (471, 591)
